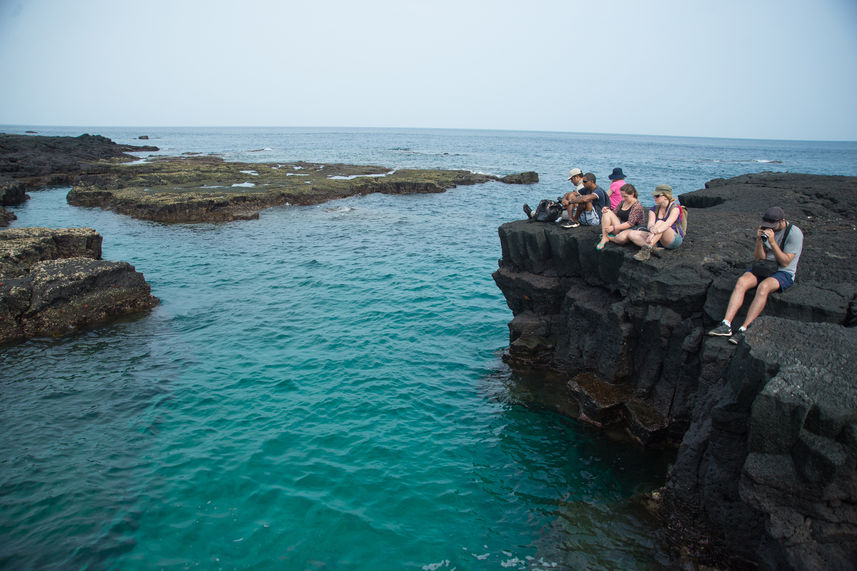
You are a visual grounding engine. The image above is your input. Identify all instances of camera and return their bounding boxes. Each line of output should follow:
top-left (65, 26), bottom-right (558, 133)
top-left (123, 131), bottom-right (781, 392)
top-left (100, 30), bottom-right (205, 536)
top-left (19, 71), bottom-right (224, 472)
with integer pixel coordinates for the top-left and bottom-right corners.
top-left (760, 233), bottom-right (768, 243)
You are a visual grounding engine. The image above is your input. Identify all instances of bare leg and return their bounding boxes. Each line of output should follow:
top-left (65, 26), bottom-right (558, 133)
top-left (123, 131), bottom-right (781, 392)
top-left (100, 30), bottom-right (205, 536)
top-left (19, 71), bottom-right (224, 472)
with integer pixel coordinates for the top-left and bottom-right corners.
top-left (724, 272), bottom-right (759, 324)
top-left (599, 211), bottom-right (619, 246)
top-left (650, 227), bottom-right (676, 247)
top-left (740, 276), bottom-right (780, 329)
top-left (625, 230), bottom-right (650, 247)
top-left (612, 230), bottom-right (633, 244)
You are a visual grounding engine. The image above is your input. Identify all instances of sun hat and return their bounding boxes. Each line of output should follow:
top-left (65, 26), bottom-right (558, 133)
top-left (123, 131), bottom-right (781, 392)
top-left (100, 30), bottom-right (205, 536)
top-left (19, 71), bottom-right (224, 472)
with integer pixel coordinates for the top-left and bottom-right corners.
top-left (567, 168), bottom-right (583, 180)
top-left (653, 184), bottom-right (674, 201)
top-left (760, 206), bottom-right (786, 228)
top-left (608, 167), bottom-right (626, 180)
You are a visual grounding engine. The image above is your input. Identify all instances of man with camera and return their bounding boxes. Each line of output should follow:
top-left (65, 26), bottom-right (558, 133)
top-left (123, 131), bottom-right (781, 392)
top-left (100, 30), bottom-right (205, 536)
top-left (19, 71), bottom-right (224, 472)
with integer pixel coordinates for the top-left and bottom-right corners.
top-left (707, 206), bottom-right (804, 345)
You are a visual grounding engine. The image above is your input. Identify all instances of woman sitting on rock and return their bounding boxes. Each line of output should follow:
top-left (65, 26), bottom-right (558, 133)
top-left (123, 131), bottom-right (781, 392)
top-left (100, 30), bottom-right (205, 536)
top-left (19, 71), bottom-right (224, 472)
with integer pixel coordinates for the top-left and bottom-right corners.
top-left (596, 183), bottom-right (647, 250)
top-left (625, 184), bottom-right (684, 260)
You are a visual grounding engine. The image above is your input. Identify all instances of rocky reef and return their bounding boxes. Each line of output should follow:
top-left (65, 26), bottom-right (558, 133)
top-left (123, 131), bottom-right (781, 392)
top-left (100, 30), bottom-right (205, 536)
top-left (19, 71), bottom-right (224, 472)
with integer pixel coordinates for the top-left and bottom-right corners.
top-left (493, 172), bottom-right (857, 569)
top-left (0, 133), bottom-right (158, 226)
top-left (0, 227), bottom-right (159, 345)
top-left (66, 155), bottom-right (538, 223)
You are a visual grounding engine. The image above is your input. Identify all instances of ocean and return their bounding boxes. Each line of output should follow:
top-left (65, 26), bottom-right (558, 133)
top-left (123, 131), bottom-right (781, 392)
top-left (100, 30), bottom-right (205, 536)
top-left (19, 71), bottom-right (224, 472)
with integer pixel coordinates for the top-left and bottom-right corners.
top-left (2, 127), bottom-right (856, 570)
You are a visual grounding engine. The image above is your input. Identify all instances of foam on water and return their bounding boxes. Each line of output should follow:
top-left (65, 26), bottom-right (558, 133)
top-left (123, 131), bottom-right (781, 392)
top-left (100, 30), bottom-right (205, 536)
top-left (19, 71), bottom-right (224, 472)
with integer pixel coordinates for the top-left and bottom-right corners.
top-left (2, 127), bottom-right (856, 570)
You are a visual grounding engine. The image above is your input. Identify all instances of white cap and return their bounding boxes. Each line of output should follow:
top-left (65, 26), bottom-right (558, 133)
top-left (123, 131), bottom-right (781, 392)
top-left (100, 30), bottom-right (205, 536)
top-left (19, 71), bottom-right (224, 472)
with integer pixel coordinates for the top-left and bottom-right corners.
top-left (567, 168), bottom-right (583, 180)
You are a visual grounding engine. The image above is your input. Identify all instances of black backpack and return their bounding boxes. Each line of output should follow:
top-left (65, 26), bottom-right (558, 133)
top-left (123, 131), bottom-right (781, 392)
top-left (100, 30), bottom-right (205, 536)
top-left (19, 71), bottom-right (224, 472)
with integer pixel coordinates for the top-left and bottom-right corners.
top-left (533, 199), bottom-right (563, 223)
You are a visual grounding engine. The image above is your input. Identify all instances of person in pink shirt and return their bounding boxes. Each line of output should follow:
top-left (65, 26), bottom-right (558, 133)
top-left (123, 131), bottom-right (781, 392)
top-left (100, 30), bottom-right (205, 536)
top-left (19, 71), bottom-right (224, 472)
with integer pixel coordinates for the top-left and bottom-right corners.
top-left (607, 167), bottom-right (626, 209)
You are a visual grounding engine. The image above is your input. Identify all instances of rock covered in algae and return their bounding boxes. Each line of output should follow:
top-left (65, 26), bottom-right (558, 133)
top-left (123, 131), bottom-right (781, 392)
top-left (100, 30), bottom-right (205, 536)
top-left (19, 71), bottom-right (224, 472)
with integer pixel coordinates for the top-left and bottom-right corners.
top-left (66, 155), bottom-right (538, 222)
top-left (0, 227), bottom-right (158, 345)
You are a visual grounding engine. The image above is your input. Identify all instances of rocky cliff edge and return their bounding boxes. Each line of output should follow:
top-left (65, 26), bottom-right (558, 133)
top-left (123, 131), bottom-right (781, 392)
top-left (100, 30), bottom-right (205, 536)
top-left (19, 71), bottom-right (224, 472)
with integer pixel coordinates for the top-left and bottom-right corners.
top-left (492, 172), bottom-right (857, 569)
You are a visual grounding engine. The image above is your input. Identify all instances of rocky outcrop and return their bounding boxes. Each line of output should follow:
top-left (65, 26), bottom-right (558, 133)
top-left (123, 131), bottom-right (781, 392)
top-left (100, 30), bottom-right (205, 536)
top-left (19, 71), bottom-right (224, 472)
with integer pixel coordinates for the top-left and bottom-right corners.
top-left (67, 156), bottom-right (539, 223)
top-left (0, 133), bottom-right (159, 226)
top-left (0, 227), bottom-right (159, 345)
top-left (492, 173), bottom-right (857, 569)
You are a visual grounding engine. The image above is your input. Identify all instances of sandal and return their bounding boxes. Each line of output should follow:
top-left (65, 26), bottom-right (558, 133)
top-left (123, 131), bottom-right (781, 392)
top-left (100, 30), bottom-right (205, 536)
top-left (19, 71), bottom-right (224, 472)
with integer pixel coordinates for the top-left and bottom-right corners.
top-left (596, 241), bottom-right (607, 251)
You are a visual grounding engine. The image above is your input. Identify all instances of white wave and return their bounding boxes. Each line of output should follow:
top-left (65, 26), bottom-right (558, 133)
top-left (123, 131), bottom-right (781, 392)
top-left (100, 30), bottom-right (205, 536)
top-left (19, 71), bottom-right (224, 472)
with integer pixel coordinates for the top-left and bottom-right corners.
top-left (231, 182), bottom-right (256, 188)
top-left (754, 159), bottom-right (783, 164)
top-left (240, 170), bottom-right (259, 176)
top-left (285, 172), bottom-right (308, 176)
top-left (327, 171), bottom-right (393, 180)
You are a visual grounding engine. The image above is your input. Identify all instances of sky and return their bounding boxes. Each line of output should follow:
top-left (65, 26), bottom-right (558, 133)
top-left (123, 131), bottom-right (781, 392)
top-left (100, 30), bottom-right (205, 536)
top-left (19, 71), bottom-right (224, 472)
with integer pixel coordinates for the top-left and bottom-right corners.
top-left (1, 0), bottom-right (856, 140)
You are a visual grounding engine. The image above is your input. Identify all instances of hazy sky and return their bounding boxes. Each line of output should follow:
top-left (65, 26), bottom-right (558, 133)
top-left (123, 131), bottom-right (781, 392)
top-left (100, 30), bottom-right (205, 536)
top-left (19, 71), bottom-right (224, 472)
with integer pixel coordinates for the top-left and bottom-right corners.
top-left (1, 0), bottom-right (856, 140)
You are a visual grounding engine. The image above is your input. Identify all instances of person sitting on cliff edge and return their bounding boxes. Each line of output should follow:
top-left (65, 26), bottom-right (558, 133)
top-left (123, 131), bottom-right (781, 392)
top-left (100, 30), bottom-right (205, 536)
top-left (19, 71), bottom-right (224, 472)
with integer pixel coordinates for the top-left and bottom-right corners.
top-left (560, 172), bottom-right (608, 228)
top-left (707, 206), bottom-right (804, 345)
top-left (559, 167), bottom-right (585, 220)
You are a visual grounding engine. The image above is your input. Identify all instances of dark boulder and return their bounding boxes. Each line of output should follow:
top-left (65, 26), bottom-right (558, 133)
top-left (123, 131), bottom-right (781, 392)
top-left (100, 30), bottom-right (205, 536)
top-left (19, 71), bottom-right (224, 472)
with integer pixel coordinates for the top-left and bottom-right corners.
top-left (0, 227), bottom-right (158, 345)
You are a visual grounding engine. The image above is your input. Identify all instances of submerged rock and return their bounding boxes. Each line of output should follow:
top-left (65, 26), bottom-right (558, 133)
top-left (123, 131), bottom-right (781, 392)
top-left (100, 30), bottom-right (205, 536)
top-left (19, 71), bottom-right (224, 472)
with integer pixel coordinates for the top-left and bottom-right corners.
top-left (0, 227), bottom-right (158, 345)
top-left (493, 172), bottom-right (857, 569)
top-left (66, 156), bottom-right (539, 223)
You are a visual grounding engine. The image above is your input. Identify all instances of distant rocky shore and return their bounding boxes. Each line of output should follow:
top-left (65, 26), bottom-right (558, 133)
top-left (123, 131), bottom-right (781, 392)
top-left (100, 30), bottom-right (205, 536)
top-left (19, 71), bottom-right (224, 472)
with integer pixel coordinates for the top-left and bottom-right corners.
top-left (493, 172), bottom-right (857, 569)
top-left (0, 133), bottom-right (159, 224)
top-left (1, 132), bottom-right (537, 225)
top-left (0, 227), bottom-right (158, 345)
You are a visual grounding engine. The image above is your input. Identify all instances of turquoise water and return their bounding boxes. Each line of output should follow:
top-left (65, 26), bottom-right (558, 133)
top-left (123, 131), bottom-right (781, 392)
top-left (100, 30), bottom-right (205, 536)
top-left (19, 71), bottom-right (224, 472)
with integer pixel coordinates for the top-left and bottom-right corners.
top-left (2, 127), bottom-right (856, 569)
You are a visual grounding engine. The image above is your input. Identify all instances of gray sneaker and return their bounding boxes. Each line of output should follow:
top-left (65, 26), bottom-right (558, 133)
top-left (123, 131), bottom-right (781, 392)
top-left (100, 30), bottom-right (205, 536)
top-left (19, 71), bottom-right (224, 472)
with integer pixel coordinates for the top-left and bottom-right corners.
top-left (707, 323), bottom-right (732, 337)
top-left (728, 329), bottom-right (746, 345)
top-left (561, 221), bottom-right (580, 229)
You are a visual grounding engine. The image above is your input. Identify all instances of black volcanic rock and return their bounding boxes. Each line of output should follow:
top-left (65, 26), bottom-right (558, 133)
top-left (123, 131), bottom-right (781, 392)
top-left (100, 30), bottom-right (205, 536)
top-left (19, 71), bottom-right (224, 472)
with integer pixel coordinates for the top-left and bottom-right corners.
top-left (0, 133), bottom-right (159, 224)
top-left (492, 172), bottom-right (857, 569)
top-left (0, 227), bottom-right (158, 345)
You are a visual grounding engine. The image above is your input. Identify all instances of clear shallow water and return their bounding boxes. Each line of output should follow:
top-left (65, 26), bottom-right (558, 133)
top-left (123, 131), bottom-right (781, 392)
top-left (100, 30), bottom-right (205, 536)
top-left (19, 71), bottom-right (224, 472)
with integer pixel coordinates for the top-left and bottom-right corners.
top-left (2, 127), bottom-right (855, 569)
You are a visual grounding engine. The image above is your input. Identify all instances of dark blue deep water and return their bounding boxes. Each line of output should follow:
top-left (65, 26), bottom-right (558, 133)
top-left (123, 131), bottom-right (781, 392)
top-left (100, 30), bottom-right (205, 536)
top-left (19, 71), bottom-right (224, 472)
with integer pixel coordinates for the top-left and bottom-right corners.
top-left (2, 127), bottom-right (855, 569)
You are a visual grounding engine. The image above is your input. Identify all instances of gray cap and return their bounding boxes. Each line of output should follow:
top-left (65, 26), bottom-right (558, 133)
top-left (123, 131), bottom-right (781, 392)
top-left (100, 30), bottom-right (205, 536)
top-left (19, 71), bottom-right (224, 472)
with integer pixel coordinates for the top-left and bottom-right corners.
top-left (760, 206), bottom-right (786, 228)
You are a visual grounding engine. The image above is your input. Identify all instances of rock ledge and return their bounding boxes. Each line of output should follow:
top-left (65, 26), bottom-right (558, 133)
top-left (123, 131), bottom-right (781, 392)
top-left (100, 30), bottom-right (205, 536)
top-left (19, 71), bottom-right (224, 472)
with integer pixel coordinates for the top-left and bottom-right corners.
top-left (0, 227), bottom-right (159, 345)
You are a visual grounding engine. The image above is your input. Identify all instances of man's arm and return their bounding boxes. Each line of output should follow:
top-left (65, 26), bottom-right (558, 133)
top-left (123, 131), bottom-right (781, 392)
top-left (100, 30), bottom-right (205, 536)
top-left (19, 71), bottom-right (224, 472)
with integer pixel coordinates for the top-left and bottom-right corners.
top-left (765, 228), bottom-right (797, 266)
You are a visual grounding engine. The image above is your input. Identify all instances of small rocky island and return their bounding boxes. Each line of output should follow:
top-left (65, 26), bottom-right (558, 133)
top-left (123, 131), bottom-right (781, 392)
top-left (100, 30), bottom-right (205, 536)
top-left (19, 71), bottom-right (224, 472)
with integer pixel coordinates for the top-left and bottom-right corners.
top-left (66, 156), bottom-right (537, 222)
top-left (493, 172), bottom-right (857, 569)
top-left (0, 227), bottom-right (159, 345)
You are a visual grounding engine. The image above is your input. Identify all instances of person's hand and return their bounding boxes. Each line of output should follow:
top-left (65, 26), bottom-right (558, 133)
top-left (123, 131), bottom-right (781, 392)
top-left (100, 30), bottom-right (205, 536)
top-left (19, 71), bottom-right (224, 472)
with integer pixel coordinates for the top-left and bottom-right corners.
top-left (602, 206), bottom-right (609, 214)
top-left (763, 228), bottom-right (775, 242)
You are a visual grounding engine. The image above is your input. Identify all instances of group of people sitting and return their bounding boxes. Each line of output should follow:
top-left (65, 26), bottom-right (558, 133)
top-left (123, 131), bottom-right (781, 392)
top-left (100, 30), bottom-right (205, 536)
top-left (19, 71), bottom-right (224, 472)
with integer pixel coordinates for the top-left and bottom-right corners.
top-left (524, 167), bottom-right (684, 261)
top-left (520, 166), bottom-right (805, 346)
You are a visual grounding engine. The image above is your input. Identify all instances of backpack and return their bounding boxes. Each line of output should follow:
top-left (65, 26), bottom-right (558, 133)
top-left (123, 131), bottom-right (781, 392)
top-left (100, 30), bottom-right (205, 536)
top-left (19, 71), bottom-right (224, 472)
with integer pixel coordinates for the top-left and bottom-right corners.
top-left (678, 205), bottom-right (688, 234)
top-left (533, 199), bottom-right (563, 223)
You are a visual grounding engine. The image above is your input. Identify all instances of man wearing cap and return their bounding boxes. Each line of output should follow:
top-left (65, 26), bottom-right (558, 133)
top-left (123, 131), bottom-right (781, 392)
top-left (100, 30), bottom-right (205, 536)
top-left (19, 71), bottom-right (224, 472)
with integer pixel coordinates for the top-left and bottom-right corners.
top-left (559, 168), bottom-right (585, 221)
top-left (707, 206), bottom-right (804, 344)
top-left (561, 172), bottom-right (607, 228)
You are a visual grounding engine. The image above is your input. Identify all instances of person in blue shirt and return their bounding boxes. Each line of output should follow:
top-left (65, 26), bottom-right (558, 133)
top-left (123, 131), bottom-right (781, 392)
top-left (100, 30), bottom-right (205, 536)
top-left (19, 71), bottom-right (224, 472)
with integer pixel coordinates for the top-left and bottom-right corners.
top-left (562, 172), bottom-right (607, 228)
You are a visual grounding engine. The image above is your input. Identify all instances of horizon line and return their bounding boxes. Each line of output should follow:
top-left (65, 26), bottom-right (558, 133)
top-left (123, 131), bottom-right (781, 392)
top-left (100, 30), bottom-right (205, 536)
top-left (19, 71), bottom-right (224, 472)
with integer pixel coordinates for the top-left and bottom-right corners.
top-left (1, 123), bottom-right (856, 145)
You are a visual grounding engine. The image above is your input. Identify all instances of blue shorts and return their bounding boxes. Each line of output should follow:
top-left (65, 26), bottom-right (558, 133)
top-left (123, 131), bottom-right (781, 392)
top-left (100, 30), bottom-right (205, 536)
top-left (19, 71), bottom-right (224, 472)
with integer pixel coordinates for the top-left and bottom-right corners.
top-left (579, 209), bottom-right (601, 226)
top-left (662, 232), bottom-right (683, 249)
top-left (744, 268), bottom-right (795, 292)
